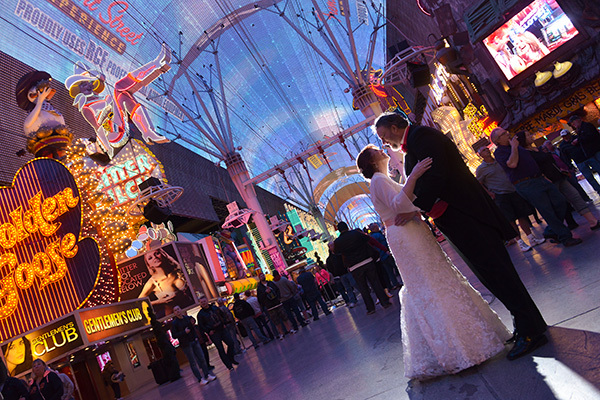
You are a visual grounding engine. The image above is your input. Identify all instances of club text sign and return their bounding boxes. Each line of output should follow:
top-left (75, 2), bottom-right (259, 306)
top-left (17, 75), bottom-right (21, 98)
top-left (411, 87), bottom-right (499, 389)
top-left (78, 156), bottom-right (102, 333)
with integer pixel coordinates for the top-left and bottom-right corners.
top-left (78, 299), bottom-right (150, 343)
top-left (1, 315), bottom-right (84, 376)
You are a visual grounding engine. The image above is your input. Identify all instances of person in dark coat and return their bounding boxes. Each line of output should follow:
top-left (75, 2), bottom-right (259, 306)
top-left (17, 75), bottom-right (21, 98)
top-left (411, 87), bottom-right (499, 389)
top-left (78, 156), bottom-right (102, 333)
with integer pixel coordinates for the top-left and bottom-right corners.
top-left (334, 222), bottom-right (392, 314)
top-left (326, 243), bottom-right (357, 307)
top-left (232, 293), bottom-right (270, 348)
top-left (171, 306), bottom-right (215, 385)
top-left (559, 129), bottom-right (600, 195)
top-left (296, 266), bottom-right (331, 321)
top-left (374, 112), bottom-right (547, 361)
top-left (196, 297), bottom-right (238, 370)
top-left (28, 359), bottom-right (63, 400)
top-left (0, 359), bottom-right (29, 400)
top-left (256, 273), bottom-right (289, 339)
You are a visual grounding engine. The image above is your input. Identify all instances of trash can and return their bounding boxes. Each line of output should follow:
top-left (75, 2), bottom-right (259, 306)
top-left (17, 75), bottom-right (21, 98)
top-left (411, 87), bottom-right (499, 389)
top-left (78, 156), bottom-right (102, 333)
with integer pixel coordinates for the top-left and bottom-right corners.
top-left (148, 359), bottom-right (169, 385)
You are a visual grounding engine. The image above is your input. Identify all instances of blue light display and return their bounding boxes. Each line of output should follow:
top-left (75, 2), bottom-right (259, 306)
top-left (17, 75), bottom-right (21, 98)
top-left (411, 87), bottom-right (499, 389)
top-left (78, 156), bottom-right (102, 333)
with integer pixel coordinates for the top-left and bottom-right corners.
top-left (0, 0), bottom-right (386, 227)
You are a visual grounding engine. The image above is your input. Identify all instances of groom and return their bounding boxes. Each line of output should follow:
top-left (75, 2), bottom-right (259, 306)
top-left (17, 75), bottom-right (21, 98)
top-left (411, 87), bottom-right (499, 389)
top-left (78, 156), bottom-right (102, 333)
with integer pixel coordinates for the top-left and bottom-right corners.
top-left (374, 112), bottom-right (547, 360)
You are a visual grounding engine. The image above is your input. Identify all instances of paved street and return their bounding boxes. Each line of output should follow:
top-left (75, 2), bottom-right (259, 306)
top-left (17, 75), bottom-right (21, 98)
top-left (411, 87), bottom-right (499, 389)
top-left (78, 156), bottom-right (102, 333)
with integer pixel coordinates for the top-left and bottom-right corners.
top-left (126, 198), bottom-right (600, 400)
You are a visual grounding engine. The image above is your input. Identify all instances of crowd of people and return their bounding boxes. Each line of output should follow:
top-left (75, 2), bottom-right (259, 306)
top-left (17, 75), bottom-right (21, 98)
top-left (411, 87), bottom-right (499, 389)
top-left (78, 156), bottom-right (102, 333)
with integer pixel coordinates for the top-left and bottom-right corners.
top-left (157, 112), bottom-right (600, 385)
top-left (486, 115), bottom-right (600, 249)
top-left (0, 358), bottom-right (76, 400)
top-left (160, 220), bottom-right (408, 390)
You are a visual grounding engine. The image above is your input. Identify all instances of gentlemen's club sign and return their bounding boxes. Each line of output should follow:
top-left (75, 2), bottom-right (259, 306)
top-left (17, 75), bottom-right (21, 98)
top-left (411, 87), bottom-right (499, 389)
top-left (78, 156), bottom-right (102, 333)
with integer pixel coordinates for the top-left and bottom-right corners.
top-left (0, 158), bottom-right (100, 341)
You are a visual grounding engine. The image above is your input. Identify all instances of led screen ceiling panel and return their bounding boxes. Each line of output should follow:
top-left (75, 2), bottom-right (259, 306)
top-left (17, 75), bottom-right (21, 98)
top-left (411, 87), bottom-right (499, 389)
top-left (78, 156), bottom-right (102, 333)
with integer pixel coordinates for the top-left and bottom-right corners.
top-left (0, 0), bottom-right (385, 210)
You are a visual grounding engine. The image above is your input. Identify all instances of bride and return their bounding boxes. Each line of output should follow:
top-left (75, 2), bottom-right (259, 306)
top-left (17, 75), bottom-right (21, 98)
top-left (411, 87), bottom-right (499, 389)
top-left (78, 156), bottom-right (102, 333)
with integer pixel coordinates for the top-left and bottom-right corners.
top-left (357, 145), bottom-right (511, 380)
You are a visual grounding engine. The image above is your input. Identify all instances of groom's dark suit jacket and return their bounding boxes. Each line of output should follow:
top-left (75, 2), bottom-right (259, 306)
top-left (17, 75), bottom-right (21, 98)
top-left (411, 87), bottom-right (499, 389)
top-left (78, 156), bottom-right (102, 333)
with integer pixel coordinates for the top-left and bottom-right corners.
top-left (403, 125), bottom-right (516, 240)
top-left (403, 124), bottom-right (546, 338)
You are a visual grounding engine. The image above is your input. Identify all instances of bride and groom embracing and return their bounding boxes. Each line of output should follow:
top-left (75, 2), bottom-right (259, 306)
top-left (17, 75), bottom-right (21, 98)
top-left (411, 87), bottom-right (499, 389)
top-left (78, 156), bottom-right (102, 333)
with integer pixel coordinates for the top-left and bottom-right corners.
top-left (357, 112), bottom-right (548, 380)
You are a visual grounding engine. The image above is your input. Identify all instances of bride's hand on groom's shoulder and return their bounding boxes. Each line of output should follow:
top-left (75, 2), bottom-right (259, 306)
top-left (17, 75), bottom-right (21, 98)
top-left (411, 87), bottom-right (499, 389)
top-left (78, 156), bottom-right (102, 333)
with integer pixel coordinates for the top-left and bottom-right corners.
top-left (412, 157), bottom-right (433, 178)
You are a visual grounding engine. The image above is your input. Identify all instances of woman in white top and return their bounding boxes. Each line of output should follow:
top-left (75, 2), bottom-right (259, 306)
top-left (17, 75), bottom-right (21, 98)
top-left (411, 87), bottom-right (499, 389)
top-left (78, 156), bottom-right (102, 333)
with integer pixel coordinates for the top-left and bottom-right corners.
top-left (357, 145), bottom-right (511, 380)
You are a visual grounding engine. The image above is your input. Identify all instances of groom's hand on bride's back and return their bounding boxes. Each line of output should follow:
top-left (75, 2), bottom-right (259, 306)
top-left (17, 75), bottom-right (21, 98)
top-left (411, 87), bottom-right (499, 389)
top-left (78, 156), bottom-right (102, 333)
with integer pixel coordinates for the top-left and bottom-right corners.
top-left (395, 211), bottom-right (419, 226)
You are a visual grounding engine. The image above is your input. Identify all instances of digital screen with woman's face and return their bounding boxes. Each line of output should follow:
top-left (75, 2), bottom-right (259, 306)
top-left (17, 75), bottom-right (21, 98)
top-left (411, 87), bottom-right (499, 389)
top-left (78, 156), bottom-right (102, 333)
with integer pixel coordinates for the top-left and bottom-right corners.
top-left (118, 244), bottom-right (195, 319)
top-left (483, 0), bottom-right (579, 80)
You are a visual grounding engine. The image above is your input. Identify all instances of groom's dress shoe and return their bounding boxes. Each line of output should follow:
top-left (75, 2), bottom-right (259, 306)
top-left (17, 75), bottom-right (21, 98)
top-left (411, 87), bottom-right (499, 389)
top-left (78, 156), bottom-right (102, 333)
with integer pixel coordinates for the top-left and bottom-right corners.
top-left (505, 333), bottom-right (517, 344)
top-left (507, 334), bottom-right (548, 361)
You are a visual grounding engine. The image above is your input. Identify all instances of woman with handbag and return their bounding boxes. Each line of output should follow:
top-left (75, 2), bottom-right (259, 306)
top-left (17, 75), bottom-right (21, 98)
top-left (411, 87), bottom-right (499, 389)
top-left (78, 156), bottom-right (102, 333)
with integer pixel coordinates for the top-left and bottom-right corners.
top-left (23, 359), bottom-right (63, 400)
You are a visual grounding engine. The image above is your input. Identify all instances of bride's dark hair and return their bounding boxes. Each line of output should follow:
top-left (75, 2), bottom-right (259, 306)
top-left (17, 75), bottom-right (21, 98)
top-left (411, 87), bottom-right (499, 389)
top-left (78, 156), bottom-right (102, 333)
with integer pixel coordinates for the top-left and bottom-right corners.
top-left (357, 144), bottom-right (380, 179)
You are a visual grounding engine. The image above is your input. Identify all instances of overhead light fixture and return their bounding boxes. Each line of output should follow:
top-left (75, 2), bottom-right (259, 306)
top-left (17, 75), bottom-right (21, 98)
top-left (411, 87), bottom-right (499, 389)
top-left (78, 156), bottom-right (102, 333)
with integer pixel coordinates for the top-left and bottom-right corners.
top-left (553, 61), bottom-right (573, 78)
top-left (534, 71), bottom-right (552, 87)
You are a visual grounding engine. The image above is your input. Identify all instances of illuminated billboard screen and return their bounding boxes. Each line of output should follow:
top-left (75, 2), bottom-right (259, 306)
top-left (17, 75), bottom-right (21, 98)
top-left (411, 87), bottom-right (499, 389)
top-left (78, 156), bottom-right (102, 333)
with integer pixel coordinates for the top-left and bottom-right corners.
top-left (117, 244), bottom-right (195, 319)
top-left (483, 0), bottom-right (579, 80)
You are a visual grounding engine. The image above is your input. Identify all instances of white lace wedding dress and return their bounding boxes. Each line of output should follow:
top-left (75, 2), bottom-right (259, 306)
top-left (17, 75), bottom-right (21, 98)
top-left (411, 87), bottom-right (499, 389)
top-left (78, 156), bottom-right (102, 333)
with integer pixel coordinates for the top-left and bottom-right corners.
top-left (370, 172), bottom-right (511, 380)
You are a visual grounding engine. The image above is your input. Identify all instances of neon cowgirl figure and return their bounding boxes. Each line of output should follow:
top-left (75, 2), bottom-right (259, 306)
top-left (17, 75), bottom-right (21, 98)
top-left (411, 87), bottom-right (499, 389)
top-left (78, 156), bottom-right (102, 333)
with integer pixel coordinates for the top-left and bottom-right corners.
top-left (65, 44), bottom-right (170, 158)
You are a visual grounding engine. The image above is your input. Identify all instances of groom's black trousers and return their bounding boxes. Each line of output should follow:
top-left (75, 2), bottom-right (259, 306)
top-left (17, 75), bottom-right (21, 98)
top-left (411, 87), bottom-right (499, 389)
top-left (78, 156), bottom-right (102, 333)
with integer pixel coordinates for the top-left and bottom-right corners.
top-left (435, 206), bottom-right (547, 338)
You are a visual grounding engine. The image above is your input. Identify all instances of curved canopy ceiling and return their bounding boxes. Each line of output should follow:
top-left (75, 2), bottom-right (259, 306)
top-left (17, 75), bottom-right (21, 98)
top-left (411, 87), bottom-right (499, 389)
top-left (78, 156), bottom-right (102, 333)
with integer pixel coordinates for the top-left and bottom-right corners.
top-left (0, 0), bottom-right (390, 227)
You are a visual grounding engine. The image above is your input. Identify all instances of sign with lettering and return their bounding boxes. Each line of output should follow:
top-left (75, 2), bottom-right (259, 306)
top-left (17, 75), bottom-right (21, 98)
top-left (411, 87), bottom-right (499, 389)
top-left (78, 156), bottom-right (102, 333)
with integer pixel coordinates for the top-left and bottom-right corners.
top-left (44, 0), bottom-right (128, 54)
top-left (0, 159), bottom-right (100, 342)
top-left (77, 298), bottom-right (151, 343)
top-left (117, 243), bottom-right (195, 319)
top-left (1, 315), bottom-right (83, 377)
top-left (513, 79), bottom-right (600, 132)
top-left (9, 0), bottom-right (184, 121)
top-left (95, 139), bottom-right (166, 207)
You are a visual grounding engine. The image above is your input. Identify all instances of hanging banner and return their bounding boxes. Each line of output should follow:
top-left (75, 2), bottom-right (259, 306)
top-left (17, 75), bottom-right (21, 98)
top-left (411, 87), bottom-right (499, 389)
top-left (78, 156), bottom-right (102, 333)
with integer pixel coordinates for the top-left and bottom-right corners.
top-left (174, 243), bottom-right (219, 300)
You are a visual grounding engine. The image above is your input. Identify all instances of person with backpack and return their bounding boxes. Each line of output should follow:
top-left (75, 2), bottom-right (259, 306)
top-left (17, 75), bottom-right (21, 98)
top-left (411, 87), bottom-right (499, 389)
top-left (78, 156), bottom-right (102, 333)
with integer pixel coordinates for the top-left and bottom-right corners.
top-left (232, 293), bottom-right (270, 349)
top-left (196, 297), bottom-right (239, 370)
top-left (256, 273), bottom-right (289, 340)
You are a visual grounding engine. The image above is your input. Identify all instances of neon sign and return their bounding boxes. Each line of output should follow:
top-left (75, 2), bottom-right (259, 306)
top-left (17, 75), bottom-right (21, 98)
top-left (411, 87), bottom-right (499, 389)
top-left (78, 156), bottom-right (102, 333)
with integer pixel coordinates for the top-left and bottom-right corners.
top-left (0, 159), bottom-right (100, 341)
top-left (44, 0), bottom-right (128, 54)
top-left (91, 139), bottom-right (166, 208)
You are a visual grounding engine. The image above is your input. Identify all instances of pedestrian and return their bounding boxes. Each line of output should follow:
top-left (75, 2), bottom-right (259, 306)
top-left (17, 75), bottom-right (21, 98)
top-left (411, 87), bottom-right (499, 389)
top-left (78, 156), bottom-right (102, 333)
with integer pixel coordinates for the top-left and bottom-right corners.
top-left (52, 369), bottom-right (74, 400)
top-left (216, 298), bottom-right (243, 354)
top-left (314, 265), bottom-right (336, 301)
top-left (232, 293), bottom-right (271, 349)
top-left (297, 266), bottom-right (331, 320)
top-left (559, 129), bottom-right (600, 196)
top-left (516, 131), bottom-right (600, 231)
top-left (196, 297), bottom-right (239, 370)
top-left (368, 223), bottom-right (403, 289)
top-left (334, 221), bottom-right (392, 314)
top-left (326, 242), bottom-right (358, 308)
top-left (28, 359), bottom-right (63, 400)
top-left (0, 359), bottom-right (28, 400)
top-left (256, 273), bottom-right (289, 339)
top-left (101, 361), bottom-right (124, 400)
top-left (271, 270), bottom-right (307, 332)
top-left (491, 127), bottom-right (581, 247)
top-left (244, 290), bottom-right (275, 340)
top-left (542, 139), bottom-right (591, 202)
top-left (171, 306), bottom-right (216, 385)
top-left (475, 146), bottom-right (545, 251)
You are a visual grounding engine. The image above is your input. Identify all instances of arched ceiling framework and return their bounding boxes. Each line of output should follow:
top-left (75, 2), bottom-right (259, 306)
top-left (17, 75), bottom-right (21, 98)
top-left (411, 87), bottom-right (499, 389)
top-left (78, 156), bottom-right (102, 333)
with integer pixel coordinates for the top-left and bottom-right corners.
top-left (323, 182), bottom-right (370, 224)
